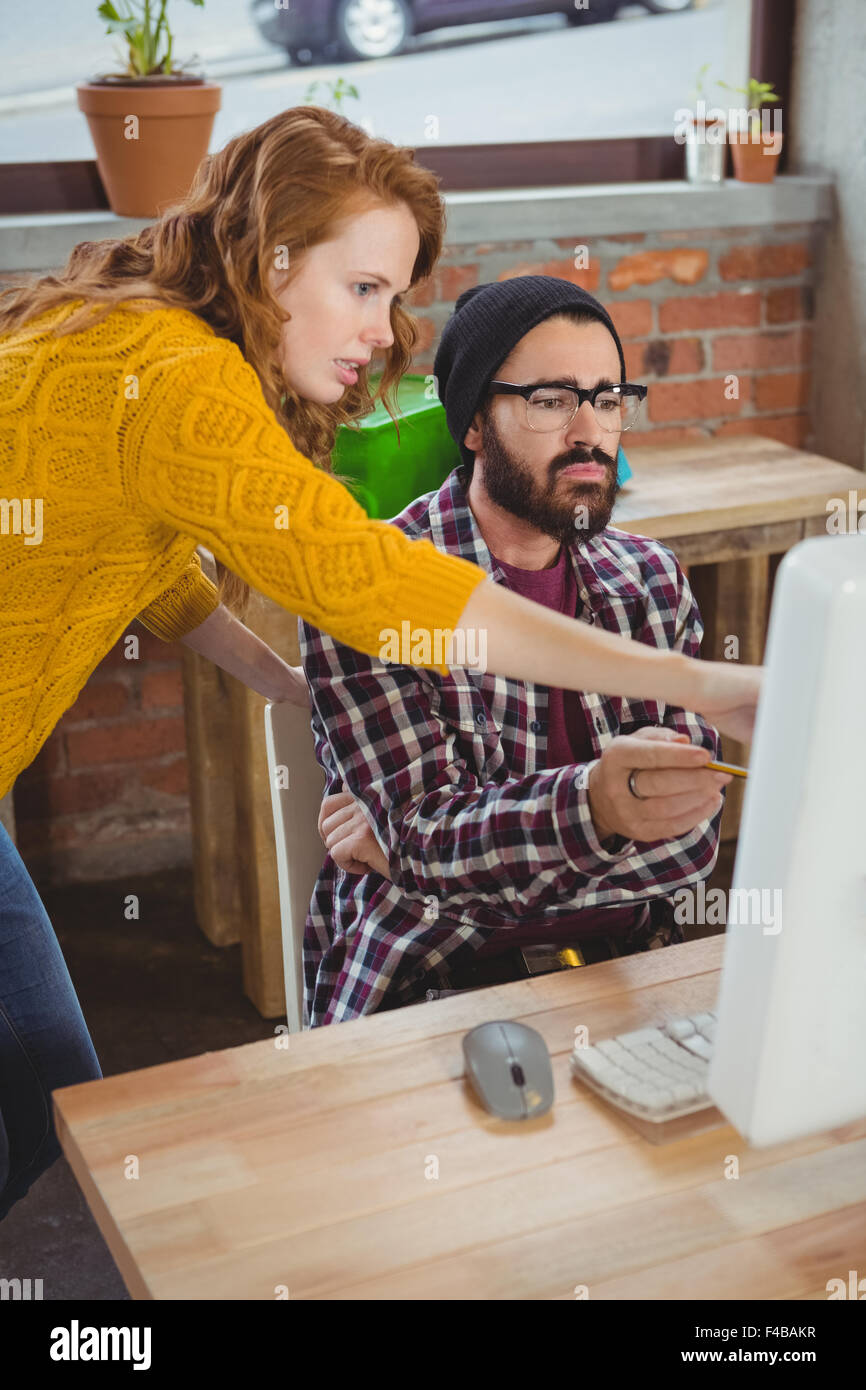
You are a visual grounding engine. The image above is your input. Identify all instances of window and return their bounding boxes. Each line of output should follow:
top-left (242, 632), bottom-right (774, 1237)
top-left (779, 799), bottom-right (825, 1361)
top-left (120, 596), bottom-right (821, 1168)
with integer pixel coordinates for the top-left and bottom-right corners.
top-left (0, 0), bottom-right (792, 211)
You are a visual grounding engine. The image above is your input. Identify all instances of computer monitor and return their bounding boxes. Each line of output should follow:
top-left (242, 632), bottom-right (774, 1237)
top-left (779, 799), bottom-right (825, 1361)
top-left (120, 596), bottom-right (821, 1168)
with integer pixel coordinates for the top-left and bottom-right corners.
top-left (707, 534), bottom-right (866, 1146)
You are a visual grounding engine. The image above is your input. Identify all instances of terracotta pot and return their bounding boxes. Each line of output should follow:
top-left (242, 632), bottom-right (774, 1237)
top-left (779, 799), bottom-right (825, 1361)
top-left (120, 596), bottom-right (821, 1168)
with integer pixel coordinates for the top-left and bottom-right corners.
top-left (730, 128), bottom-right (783, 183)
top-left (77, 76), bottom-right (222, 218)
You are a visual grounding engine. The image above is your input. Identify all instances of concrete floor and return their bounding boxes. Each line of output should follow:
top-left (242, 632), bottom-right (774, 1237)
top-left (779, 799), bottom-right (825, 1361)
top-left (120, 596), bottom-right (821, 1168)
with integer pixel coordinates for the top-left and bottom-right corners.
top-left (0, 867), bottom-right (278, 1300)
top-left (0, 843), bottom-right (735, 1300)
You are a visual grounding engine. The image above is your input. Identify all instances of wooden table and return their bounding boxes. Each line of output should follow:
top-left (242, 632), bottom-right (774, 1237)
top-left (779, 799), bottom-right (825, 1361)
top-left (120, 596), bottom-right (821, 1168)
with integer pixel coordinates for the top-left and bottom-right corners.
top-left (52, 936), bottom-right (866, 1300)
top-left (183, 437), bottom-right (866, 1016)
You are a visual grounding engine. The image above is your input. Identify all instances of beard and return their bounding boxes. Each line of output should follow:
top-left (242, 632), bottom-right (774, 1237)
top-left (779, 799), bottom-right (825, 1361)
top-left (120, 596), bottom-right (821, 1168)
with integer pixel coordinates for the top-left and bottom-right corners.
top-left (477, 409), bottom-right (620, 545)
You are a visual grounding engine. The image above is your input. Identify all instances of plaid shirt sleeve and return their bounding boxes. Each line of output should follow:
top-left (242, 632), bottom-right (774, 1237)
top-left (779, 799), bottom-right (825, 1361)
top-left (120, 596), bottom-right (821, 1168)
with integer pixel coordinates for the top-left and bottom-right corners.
top-left (605, 548), bottom-right (724, 879)
top-left (301, 547), bottom-right (723, 921)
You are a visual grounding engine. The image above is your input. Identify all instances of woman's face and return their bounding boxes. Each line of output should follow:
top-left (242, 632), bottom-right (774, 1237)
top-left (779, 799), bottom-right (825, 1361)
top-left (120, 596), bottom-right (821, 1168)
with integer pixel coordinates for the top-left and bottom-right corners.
top-left (269, 201), bottom-right (421, 404)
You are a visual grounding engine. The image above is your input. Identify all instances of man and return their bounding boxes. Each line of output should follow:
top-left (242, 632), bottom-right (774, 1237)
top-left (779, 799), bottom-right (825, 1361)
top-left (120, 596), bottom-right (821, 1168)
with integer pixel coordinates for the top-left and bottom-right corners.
top-left (300, 276), bottom-right (731, 1027)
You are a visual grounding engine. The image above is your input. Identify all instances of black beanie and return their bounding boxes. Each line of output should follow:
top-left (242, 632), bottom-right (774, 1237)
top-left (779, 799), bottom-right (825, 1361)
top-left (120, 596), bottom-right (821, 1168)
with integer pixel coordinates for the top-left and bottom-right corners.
top-left (433, 275), bottom-right (627, 469)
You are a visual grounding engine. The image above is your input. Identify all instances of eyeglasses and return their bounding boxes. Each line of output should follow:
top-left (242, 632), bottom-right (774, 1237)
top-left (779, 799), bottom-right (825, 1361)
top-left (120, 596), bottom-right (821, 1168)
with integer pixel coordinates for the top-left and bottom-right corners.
top-left (488, 380), bottom-right (648, 434)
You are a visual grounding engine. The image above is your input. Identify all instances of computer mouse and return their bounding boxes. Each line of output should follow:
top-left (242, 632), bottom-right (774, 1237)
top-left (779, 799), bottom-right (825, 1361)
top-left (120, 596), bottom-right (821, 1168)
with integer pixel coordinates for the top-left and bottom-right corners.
top-left (462, 1020), bottom-right (554, 1120)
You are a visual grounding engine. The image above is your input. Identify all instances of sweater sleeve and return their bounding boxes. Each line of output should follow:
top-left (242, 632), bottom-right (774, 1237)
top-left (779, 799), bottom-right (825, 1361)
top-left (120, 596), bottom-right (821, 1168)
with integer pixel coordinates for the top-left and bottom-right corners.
top-left (136, 548), bottom-right (221, 641)
top-left (124, 339), bottom-right (487, 672)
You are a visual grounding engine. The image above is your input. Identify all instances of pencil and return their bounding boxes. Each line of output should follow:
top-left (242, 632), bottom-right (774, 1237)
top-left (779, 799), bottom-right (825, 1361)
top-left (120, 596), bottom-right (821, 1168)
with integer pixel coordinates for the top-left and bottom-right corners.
top-left (705, 760), bottom-right (748, 778)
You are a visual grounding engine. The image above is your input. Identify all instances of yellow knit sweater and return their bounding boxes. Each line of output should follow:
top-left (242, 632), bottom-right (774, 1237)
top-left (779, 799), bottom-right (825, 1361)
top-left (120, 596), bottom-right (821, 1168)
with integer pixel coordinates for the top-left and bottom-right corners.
top-left (0, 298), bottom-right (486, 800)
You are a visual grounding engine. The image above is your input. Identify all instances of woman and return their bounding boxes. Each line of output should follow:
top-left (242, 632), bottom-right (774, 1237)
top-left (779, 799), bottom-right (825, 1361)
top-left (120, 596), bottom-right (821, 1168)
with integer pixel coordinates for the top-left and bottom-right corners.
top-left (0, 107), bottom-right (760, 1219)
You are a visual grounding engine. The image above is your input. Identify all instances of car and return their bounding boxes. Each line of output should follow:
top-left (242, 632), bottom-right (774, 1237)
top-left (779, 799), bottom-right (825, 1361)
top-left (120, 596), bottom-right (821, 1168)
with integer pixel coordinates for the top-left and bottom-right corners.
top-left (250, 0), bottom-right (696, 67)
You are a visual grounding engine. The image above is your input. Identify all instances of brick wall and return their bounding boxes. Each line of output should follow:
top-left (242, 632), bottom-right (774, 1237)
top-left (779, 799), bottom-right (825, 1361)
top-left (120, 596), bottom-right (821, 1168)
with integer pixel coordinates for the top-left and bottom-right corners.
top-left (14, 624), bottom-right (191, 884)
top-left (11, 218), bottom-right (821, 883)
top-left (408, 223), bottom-right (817, 451)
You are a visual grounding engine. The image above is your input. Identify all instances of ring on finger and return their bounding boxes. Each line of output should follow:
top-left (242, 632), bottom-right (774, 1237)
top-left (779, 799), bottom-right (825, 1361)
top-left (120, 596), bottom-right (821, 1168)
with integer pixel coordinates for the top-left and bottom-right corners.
top-left (628, 768), bottom-right (649, 800)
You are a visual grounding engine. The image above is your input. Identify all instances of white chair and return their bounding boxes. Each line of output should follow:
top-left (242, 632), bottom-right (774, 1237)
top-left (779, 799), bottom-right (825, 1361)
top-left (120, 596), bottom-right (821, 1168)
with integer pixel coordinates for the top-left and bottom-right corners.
top-left (263, 699), bottom-right (326, 1033)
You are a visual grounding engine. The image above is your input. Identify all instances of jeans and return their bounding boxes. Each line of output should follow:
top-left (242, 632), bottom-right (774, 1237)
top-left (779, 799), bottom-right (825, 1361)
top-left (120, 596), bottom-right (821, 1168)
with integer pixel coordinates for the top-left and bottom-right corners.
top-left (0, 821), bottom-right (102, 1221)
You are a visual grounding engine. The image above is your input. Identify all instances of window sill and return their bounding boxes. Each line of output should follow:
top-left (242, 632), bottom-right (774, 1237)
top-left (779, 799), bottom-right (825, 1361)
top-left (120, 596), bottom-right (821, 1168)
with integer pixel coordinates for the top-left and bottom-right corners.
top-left (445, 175), bottom-right (833, 241)
top-left (0, 176), bottom-right (833, 273)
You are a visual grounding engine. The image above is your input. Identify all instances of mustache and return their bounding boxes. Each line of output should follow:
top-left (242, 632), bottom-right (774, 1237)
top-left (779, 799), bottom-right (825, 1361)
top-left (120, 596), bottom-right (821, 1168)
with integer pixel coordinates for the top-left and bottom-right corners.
top-left (551, 446), bottom-right (617, 476)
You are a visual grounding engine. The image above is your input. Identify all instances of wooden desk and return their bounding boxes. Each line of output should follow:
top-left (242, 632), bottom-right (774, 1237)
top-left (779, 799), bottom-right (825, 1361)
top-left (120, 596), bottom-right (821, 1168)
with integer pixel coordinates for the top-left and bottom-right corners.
top-left (183, 437), bottom-right (866, 1015)
top-left (53, 937), bottom-right (866, 1300)
top-left (614, 434), bottom-right (865, 550)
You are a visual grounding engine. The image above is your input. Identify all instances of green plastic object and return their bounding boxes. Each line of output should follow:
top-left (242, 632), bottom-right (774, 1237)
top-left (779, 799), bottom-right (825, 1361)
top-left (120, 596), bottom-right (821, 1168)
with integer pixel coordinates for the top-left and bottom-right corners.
top-left (331, 374), bottom-right (461, 520)
top-left (331, 373), bottom-right (635, 519)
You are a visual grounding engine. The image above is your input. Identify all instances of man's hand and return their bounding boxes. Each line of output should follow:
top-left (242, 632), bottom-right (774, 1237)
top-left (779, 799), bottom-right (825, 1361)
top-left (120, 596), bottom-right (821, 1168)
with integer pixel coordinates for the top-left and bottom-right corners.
top-left (317, 790), bottom-right (392, 879)
top-left (587, 726), bottom-right (732, 844)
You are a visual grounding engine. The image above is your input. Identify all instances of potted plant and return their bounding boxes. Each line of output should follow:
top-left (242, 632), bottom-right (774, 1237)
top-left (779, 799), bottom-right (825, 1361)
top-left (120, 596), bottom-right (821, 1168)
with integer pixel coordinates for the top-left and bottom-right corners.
top-left (678, 63), bottom-right (726, 185)
top-left (303, 78), bottom-right (361, 114)
top-left (77, 0), bottom-right (221, 218)
top-left (718, 77), bottom-right (783, 183)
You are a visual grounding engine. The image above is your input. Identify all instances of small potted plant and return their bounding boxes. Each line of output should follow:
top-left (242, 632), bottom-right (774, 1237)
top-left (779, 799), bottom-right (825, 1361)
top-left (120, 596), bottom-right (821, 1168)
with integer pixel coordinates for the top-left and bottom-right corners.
top-left (718, 77), bottom-right (783, 183)
top-left (303, 78), bottom-right (361, 114)
top-left (77, 0), bottom-right (221, 218)
top-left (678, 63), bottom-right (726, 185)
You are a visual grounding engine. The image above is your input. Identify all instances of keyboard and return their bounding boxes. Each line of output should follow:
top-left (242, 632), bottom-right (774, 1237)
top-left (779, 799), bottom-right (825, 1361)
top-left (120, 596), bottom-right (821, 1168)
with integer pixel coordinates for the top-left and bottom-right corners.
top-left (571, 1011), bottom-right (717, 1123)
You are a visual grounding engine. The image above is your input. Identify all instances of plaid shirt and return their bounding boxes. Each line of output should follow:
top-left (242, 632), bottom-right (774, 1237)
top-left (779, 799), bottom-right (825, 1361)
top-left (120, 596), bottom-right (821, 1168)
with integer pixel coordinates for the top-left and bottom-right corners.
top-left (299, 467), bottom-right (722, 1026)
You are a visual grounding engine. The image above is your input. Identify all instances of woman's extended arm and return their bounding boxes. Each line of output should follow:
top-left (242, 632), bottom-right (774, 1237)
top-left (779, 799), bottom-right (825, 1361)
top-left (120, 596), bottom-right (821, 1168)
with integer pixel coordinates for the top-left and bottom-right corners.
top-left (455, 578), bottom-right (761, 743)
top-left (179, 583), bottom-right (760, 743)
